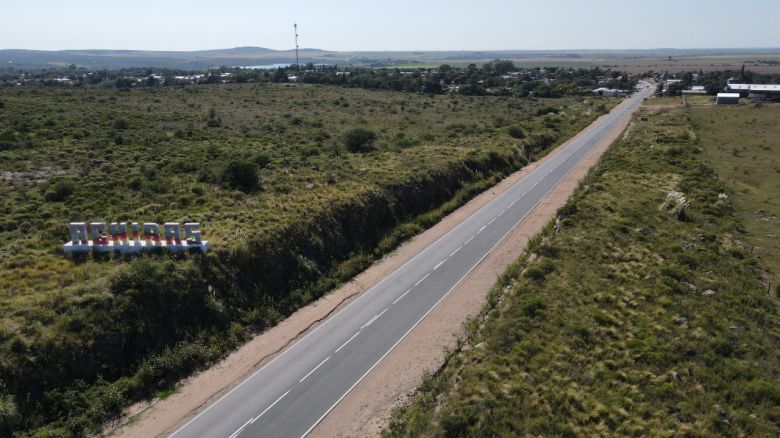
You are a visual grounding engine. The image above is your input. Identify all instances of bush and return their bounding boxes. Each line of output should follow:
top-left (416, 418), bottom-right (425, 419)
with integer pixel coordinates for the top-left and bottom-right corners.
top-left (506, 125), bottom-right (525, 139)
top-left (222, 160), bottom-right (260, 192)
top-left (112, 119), bottom-right (129, 130)
top-left (441, 405), bottom-right (478, 437)
top-left (0, 394), bottom-right (20, 436)
top-left (253, 152), bottom-right (272, 168)
top-left (343, 127), bottom-right (377, 152)
top-left (44, 179), bottom-right (75, 202)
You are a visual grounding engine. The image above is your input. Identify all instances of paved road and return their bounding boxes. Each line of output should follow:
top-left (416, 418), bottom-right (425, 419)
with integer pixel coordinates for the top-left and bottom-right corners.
top-left (171, 82), bottom-right (655, 438)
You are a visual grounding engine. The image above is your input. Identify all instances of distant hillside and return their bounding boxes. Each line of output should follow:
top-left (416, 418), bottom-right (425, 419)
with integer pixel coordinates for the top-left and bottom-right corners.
top-left (0, 47), bottom-right (337, 69)
top-left (1, 47), bottom-right (779, 70)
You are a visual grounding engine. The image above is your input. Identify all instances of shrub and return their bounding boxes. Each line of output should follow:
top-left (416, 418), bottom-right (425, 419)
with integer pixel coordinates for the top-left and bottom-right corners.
top-left (343, 127), bottom-right (377, 152)
top-left (506, 125), bottom-right (525, 139)
top-left (0, 394), bottom-right (20, 436)
top-left (520, 293), bottom-right (546, 317)
top-left (441, 404), bottom-right (478, 437)
top-left (535, 106), bottom-right (559, 116)
top-left (253, 152), bottom-right (272, 168)
top-left (222, 160), bottom-right (260, 192)
top-left (112, 119), bottom-right (129, 130)
top-left (44, 179), bottom-right (75, 202)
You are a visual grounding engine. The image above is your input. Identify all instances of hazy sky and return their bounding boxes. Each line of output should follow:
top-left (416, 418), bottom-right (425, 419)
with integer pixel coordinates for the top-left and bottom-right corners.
top-left (2, 0), bottom-right (779, 51)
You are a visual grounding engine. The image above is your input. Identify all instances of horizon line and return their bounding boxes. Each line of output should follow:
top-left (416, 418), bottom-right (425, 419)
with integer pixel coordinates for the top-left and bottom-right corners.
top-left (3, 46), bottom-right (780, 53)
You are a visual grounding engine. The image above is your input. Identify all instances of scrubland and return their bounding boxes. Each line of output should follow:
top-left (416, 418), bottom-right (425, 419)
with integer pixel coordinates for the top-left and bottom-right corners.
top-left (0, 83), bottom-right (609, 434)
top-left (387, 105), bottom-right (780, 437)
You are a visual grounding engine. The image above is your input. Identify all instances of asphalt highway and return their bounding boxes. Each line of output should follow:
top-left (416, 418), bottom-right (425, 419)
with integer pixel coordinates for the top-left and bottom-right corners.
top-left (170, 82), bottom-right (655, 438)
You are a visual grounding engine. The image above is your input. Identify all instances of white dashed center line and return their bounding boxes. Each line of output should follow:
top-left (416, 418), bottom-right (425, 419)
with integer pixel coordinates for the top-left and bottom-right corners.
top-left (433, 259), bottom-right (446, 271)
top-left (392, 289), bottom-right (411, 305)
top-left (299, 356), bottom-right (330, 383)
top-left (250, 388), bottom-right (291, 425)
top-left (414, 273), bottom-right (430, 286)
top-left (335, 331), bottom-right (361, 353)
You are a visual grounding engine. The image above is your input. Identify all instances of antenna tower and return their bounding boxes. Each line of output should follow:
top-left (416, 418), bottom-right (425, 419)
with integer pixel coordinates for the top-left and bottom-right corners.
top-left (294, 23), bottom-right (300, 70)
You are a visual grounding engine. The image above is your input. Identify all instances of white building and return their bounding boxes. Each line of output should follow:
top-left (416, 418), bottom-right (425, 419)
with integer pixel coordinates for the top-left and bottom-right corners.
top-left (592, 87), bottom-right (619, 97)
top-left (725, 83), bottom-right (780, 101)
top-left (716, 93), bottom-right (740, 105)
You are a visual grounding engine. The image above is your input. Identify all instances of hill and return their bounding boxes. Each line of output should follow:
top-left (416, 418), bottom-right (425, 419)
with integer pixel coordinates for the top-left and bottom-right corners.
top-left (3, 47), bottom-right (780, 71)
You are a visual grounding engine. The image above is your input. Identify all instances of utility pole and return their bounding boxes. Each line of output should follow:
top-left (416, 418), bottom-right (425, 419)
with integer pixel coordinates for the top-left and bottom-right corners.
top-left (294, 23), bottom-right (300, 70)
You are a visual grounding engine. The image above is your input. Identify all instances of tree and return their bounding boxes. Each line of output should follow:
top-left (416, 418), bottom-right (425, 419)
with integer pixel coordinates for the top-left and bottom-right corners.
top-left (222, 160), bottom-right (260, 192)
top-left (422, 80), bottom-right (444, 94)
top-left (493, 60), bottom-right (516, 75)
top-left (272, 68), bottom-right (288, 83)
top-left (343, 127), bottom-right (377, 152)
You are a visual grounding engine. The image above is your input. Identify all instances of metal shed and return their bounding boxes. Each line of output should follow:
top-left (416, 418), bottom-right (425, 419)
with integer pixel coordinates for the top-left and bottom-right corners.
top-left (716, 93), bottom-right (740, 105)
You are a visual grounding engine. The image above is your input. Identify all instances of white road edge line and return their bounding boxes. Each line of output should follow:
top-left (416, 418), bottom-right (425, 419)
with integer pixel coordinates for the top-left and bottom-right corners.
top-left (433, 259), bottom-right (446, 271)
top-left (298, 87), bottom-right (648, 438)
top-left (299, 356), bottom-right (330, 383)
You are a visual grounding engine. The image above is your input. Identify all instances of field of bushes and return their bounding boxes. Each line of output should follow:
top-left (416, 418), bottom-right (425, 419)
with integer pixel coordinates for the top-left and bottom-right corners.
top-left (387, 105), bottom-right (780, 436)
top-left (0, 82), bottom-right (610, 434)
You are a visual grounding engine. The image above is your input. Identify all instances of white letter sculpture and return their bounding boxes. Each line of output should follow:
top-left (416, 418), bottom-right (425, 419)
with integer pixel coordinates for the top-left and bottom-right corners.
top-left (64, 221), bottom-right (208, 255)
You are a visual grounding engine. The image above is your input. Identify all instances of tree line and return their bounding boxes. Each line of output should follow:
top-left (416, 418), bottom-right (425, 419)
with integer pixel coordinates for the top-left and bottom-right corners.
top-left (0, 62), bottom-right (638, 98)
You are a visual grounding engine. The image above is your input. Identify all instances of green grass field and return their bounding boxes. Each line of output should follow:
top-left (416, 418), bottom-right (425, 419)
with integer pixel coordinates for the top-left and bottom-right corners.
top-left (0, 83), bottom-right (614, 434)
top-left (386, 105), bottom-right (780, 436)
top-left (689, 104), bottom-right (780, 291)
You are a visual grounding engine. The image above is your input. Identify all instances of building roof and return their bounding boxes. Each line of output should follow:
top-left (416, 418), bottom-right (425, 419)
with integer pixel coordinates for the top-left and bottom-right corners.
top-left (727, 83), bottom-right (780, 92)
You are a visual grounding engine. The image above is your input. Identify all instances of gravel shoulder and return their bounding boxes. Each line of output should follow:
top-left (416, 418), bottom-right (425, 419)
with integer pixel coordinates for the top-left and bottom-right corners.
top-left (110, 101), bottom-right (634, 438)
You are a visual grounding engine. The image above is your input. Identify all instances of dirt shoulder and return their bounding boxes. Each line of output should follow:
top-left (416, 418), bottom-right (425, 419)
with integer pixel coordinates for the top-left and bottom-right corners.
top-left (310, 99), bottom-right (637, 437)
top-left (110, 101), bottom-right (635, 438)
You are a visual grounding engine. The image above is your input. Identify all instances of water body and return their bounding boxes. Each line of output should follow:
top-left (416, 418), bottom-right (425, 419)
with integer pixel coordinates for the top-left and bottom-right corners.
top-left (238, 63), bottom-right (330, 69)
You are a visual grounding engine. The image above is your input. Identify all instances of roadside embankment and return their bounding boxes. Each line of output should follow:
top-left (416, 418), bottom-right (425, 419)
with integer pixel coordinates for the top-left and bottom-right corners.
top-left (385, 105), bottom-right (780, 436)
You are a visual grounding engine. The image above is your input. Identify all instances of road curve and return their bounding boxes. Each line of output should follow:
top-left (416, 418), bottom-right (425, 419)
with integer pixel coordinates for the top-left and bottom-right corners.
top-left (170, 82), bottom-right (655, 438)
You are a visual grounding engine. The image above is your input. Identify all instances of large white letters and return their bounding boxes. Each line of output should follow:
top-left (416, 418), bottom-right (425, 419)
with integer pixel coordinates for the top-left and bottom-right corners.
top-left (63, 221), bottom-right (209, 255)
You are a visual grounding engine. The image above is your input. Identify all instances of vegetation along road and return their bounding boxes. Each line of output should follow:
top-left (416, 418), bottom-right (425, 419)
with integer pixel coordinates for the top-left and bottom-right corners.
top-left (170, 83), bottom-right (655, 437)
top-left (386, 97), bottom-right (780, 437)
